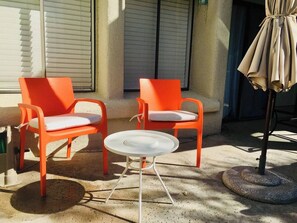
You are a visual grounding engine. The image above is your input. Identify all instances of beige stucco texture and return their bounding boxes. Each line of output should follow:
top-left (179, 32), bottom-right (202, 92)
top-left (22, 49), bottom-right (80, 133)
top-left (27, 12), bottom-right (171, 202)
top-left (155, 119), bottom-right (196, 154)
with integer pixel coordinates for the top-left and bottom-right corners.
top-left (0, 0), bottom-right (232, 154)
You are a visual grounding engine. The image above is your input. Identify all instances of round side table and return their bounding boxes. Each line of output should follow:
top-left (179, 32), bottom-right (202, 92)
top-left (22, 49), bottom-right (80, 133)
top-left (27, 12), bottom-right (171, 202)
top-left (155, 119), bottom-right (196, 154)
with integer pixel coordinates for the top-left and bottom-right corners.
top-left (104, 130), bottom-right (179, 223)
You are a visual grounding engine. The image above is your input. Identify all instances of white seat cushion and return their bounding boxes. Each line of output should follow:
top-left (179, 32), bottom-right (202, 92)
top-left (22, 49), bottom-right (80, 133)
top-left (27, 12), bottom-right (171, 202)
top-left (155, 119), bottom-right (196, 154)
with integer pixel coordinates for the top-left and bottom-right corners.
top-left (148, 110), bottom-right (198, 122)
top-left (29, 113), bottom-right (101, 131)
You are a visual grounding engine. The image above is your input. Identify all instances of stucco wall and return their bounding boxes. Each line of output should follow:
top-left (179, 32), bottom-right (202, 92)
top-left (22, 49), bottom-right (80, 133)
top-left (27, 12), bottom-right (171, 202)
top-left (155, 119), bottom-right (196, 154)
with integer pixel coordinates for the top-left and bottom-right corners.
top-left (191, 0), bottom-right (233, 130)
top-left (0, 0), bottom-right (232, 157)
top-left (97, 0), bottom-right (124, 99)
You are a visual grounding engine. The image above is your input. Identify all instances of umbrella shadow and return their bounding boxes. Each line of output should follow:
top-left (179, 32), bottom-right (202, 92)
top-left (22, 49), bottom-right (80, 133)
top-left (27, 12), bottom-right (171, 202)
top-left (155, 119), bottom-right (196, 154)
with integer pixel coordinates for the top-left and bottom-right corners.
top-left (270, 162), bottom-right (297, 182)
top-left (10, 179), bottom-right (85, 214)
top-left (216, 120), bottom-right (297, 153)
top-left (218, 163), bottom-right (297, 221)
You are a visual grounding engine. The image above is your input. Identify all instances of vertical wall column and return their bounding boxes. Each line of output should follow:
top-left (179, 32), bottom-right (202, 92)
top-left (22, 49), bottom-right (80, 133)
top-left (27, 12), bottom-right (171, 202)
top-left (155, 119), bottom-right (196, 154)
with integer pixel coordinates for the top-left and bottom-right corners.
top-left (97, 0), bottom-right (125, 99)
top-left (190, 0), bottom-right (232, 133)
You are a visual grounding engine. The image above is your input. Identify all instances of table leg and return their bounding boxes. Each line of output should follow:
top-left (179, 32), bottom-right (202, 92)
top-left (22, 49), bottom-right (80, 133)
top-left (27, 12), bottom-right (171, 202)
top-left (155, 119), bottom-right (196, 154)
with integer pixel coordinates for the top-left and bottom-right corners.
top-left (139, 157), bottom-right (143, 223)
top-left (152, 157), bottom-right (175, 204)
top-left (105, 156), bottom-right (129, 203)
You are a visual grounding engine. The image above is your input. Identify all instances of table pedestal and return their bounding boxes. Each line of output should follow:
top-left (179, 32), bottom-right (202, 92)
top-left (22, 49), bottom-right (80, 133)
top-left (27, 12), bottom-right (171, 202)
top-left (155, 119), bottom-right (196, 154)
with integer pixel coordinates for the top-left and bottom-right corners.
top-left (105, 156), bottom-right (174, 223)
top-left (104, 130), bottom-right (179, 223)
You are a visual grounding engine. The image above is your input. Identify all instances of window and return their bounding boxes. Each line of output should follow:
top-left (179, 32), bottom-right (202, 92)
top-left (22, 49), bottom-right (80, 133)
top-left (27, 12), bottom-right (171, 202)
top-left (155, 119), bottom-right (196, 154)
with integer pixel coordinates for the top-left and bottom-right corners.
top-left (124, 0), bottom-right (193, 90)
top-left (0, 0), bottom-right (94, 92)
top-left (0, 0), bottom-right (42, 91)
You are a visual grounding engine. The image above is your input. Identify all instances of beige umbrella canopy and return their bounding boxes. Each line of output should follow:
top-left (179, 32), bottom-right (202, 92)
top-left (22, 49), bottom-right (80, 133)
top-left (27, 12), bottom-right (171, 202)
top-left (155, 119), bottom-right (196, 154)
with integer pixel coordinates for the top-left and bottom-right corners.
top-left (238, 0), bottom-right (297, 175)
top-left (238, 0), bottom-right (297, 93)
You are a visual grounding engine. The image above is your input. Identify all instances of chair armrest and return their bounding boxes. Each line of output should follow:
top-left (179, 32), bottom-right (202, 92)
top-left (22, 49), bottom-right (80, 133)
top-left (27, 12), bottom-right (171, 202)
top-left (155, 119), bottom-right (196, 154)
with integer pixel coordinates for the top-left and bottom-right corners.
top-left (136, 97), bottom-right (149, 113)
top-left (18, 103), bottom-right (46, 132)
top-left (181, 98), bottom-right (203, 112)
top-left (181, 98), bottom-right (204, 122)
top-left (73, 98), bottom-right (107, 121)
top-left (136, 97), bottom-right (149, 122)
top-left (136, 97), bottom-right (145, 113)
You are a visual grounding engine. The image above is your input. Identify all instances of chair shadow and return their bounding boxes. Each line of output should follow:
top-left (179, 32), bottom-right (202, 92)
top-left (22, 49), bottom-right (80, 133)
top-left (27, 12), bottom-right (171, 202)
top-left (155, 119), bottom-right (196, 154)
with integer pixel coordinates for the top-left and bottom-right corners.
top-left (18, 138), bottom-right (128, 182)
top-left (10, 179), bottom-right (85, 214)
top-left (19, 133), bottom-right (199, 183)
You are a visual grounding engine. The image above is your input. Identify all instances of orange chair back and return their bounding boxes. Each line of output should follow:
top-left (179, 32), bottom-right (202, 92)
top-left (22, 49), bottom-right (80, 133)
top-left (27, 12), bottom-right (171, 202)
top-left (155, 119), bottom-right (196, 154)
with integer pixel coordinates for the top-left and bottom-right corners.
top-left (139, 79), bottom-right (182, 110)
top-left (19, 77), bottom-right (75, 120)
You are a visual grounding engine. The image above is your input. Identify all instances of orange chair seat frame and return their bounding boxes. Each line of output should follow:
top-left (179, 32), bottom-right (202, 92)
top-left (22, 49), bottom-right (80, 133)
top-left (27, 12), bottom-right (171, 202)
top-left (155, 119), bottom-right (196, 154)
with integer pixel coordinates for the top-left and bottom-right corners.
top-left (18, 77), bottom-right (108, 197)
top-left (136, 78), bottom-right (203, 167)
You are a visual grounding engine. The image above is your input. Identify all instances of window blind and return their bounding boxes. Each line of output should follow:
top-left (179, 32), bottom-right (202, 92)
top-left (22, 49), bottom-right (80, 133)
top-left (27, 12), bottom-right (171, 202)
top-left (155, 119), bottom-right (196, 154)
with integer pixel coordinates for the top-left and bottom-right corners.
top-left (124, 0), bottom-right (193, 90)
top-left (0, 0), bottom-right (93, 92)
top-left (124, 0), bottom-right (158, 90)
top-left (0, 0), bottom-right (42, 91)
top-left (158, 0), bottom-right (192, 87)
top-left (44, 0), bottom-right (94, 90)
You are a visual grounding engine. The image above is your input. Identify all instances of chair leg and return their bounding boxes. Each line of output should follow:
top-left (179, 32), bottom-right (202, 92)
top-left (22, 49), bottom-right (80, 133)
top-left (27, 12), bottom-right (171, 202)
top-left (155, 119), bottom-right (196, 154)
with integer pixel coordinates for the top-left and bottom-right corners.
top-left (136, 121), bottom-right (147, 167)
top-left (141, 157), bottom-right (146, 168)
top-left (67, 138), bottom-right (72, 158)
top-left (39, 139), bottom-right (47, 197)
top-left (174, 129), bottom-right (178, 138)
top-left (196, 129), bottom-right (202, 168)
top-left (103, 146), bottom-right (108, 175)
top-left (102, 132), bottom-right (108, 175)
top-left (19, 128), bottom-right (26, 170)
top-left (137, 121), bottom-right (141, 129)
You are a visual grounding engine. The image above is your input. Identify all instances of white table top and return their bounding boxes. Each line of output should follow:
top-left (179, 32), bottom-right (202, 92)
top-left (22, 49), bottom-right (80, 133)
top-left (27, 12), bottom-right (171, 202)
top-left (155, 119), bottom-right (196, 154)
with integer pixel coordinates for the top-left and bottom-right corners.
top-left (104, 130), bottom-right (179, 157)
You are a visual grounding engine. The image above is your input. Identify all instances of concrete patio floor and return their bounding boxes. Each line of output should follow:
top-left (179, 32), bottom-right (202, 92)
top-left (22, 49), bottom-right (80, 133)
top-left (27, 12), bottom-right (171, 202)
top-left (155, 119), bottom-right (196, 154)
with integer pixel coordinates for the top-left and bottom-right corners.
top-left (1, 119), bottom-right (297, 223)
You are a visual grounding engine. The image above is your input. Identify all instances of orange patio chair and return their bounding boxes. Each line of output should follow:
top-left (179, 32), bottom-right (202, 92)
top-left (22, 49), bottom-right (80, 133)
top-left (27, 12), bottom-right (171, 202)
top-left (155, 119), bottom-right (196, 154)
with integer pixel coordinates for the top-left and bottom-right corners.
top-left (136, 78), bottom-right (203, 167)
top-left (18, 77), bottom-right (108, 197)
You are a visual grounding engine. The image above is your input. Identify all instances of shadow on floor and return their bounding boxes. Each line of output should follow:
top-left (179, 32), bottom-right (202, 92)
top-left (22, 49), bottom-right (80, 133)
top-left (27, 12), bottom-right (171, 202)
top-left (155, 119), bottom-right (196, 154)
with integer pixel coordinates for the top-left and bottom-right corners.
top-left (204, 119), bottom-right (297, 153)
top-left (10, 179), bottom-right (85, 214)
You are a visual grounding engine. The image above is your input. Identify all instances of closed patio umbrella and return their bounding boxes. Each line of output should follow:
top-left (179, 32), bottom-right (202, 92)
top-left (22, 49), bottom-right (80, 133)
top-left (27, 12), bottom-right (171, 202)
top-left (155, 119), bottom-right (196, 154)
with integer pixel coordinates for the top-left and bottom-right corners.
top-left (222, 0), bottom-right (297, 204)
top-left (238, 0), bottom-right (297, 175)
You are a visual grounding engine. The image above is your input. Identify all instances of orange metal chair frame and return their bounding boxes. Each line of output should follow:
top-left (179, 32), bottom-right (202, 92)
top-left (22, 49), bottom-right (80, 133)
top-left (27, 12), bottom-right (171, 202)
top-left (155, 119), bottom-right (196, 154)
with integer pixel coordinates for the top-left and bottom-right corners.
top-left (136, 78), bottom-right (203, 167)
top-left (18, 77), bottom-right (108, 197)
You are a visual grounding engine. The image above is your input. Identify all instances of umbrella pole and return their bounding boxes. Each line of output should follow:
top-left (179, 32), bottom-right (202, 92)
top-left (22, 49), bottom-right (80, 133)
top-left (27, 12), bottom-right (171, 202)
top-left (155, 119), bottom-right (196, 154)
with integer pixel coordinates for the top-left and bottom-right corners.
top-left (258, 89), bottom-right (276, 175)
